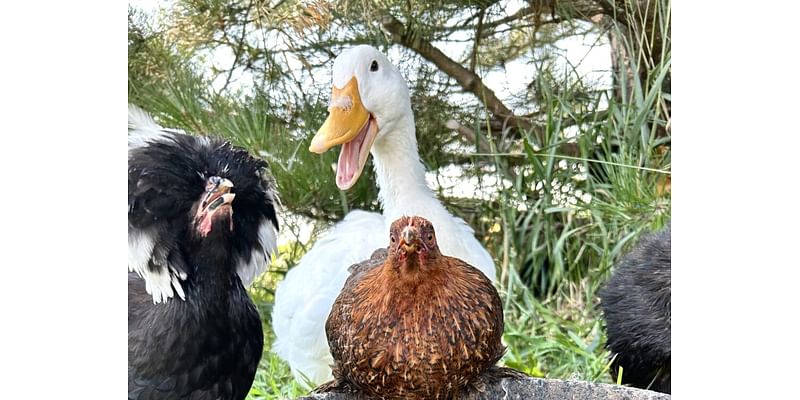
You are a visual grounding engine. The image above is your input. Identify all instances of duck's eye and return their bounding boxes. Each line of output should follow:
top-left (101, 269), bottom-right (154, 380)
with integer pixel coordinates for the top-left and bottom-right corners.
top-left (370, 60), bottom-right (379, 72)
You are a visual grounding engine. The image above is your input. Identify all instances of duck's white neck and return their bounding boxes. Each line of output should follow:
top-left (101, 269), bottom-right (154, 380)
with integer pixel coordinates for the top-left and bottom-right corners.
top-left (371, 112), bottom-right (440, 220)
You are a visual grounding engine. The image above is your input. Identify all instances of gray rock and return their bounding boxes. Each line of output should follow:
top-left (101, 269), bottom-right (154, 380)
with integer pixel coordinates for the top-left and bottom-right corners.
top-left (296, 376), bottom-right (670, 399)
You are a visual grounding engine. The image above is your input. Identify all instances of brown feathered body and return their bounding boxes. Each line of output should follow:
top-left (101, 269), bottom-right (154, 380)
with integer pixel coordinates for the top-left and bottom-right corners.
top-left (324, 216), bottom-right (505, 399)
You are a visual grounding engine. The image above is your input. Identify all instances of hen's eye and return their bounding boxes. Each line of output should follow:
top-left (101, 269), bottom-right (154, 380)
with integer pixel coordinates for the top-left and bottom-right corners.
top-left (391, 235), bottom-right (396, 243)
top-left (370, 60), bottom-right (379, 72)
top-left (427, 234), bottom-right (434, 242)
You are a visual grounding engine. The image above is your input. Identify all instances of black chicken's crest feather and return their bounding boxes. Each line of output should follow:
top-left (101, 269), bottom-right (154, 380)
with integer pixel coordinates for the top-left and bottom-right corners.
top-left (128, 115), bottom-right (279, 303)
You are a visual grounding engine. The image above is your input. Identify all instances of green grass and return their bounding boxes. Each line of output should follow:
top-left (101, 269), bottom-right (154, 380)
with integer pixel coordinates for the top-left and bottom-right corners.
top-left (246, 327), bottom-right (305, 400)
top-left (500, 272), bottom-right (613, 382)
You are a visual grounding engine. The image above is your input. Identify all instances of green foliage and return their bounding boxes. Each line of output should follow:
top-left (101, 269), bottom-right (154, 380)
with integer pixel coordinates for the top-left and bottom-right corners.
top-left (246, 246), bottom-right (307, 399)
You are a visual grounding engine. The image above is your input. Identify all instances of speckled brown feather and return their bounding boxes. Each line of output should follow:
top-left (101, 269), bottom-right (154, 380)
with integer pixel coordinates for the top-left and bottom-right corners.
top-left (320, 217), bottom-right (510, 399)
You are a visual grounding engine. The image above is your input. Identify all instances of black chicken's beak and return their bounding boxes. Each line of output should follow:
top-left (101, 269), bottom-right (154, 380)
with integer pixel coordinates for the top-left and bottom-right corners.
top-left (195, 177), bottom-right (236, 237)
top-left (400, 226), bottom-right (418, 254)
top-left (201, 178), bottom-right (235, 211)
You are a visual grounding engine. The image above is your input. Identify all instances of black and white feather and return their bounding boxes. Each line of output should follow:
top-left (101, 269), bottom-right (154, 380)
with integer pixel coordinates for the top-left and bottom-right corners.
top-left (128, 105), bottom-right (280, 400)
top-left (128, 105), bottom-right (279, 303)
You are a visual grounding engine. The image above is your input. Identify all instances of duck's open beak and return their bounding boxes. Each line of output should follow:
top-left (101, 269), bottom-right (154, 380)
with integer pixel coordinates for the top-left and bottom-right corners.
top-left (309, 76), bottom-right (379, 191)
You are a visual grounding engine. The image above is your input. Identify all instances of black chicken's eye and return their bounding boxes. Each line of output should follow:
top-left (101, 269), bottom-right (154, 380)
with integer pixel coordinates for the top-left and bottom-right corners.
top-left (370, 60), bottom-right (379, 72)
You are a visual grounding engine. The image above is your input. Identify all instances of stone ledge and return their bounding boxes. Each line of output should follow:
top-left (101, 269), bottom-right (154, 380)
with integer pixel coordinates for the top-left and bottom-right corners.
top-left (297, 376), bottom-right (670, 399)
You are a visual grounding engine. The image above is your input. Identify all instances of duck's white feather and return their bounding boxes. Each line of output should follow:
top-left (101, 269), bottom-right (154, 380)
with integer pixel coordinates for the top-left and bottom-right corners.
top-left (272, 210), bottom-right (386, 385)
top-left (271, 45), bottom-right (496, 387)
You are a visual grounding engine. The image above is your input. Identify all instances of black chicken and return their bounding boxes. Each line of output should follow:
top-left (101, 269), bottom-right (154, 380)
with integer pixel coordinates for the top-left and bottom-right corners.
top-left (127, 106), bottom-right (280, 400)
top-left (600, 223), bottom-right (671, 394)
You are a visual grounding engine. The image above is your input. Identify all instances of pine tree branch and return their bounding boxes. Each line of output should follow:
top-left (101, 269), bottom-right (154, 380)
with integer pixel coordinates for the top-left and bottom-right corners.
top-left (470, 8), bottom-right (485, 72)
top-left (380, 14), bottom-right (532, 132)
top-left (380, 14), bottom-right (585, 156)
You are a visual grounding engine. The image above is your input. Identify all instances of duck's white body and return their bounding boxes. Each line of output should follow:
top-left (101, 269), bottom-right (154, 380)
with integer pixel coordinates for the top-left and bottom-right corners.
top-left (271, 45), bottom-right (496, 387)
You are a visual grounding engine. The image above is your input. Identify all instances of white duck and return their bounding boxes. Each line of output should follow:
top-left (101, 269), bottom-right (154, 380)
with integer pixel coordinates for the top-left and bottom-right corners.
top-left (271, 45), bottom-right (496, 387)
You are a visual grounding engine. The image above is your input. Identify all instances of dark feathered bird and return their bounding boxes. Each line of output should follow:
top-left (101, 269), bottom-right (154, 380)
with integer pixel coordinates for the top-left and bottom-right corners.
top-left (600, 223), bottom-right (671, 394)
top-left (127, 106), bottom-right (279, 400)
top-left (319, 216), bottom-right (516, 399)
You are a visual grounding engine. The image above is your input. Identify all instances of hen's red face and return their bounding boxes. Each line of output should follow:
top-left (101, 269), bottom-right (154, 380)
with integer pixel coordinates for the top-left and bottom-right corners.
top-left (389, 216), bottom-right (438, 262)
top-left (193, 176), bottom-right (235, 237)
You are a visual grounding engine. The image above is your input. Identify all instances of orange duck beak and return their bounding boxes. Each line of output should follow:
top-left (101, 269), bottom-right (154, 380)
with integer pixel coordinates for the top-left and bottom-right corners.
top-left (309, 76), bottom-right (379, 191)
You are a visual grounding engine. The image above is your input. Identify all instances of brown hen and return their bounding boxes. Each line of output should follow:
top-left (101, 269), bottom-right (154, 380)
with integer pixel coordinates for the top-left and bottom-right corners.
top-left (320, 216), bottom-right (517, 399)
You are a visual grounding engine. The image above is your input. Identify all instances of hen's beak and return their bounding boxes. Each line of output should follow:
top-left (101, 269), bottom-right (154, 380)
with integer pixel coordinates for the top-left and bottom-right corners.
top-left (309, 76), bottom-right (379, 191)
top-left (400, 226), bottom-right (418, 254)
